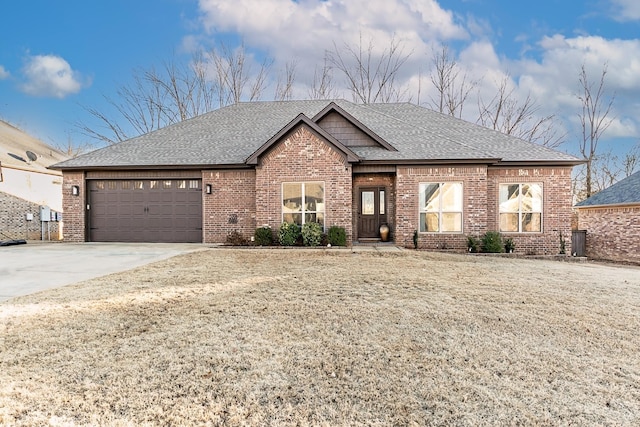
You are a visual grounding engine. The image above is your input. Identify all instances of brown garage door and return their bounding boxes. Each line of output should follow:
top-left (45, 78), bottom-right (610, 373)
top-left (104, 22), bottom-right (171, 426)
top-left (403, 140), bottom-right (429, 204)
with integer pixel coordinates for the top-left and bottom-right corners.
top-left (88, 179), bottom-right (202, 243)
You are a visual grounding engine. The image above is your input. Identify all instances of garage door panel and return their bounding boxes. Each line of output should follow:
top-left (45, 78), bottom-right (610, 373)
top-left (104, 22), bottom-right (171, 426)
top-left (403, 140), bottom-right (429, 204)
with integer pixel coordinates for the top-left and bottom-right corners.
top-left (89, 179), bottom-right (203, 243)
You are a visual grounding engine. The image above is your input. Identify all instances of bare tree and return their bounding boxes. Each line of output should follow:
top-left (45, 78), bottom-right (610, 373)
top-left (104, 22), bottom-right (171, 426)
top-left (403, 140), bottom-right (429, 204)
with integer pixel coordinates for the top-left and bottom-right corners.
top-left (327, 33), bottom-right (411, 104)
top-left (477, 76), bottom-right (564, 148)
top-left (576, 63), bottom-right (615, 199)
top-left (429, 45), bottom-right (478, 118)
top-left (53, 132), bottom-right (94, 158)
top-left (274, 59), bottom-right (298, 101)
top-left (78, 44), bottom-right (273, 145)
top-left (623, 143), bottom-right (640, 177)
top-left (209, 42), bottom-right (272, 106)
top-left (308, 56), bottom-right (338, 100)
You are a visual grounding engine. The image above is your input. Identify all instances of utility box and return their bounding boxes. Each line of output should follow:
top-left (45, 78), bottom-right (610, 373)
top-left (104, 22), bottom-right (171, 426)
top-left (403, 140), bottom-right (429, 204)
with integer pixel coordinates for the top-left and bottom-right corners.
top-left (25, 213), bottom-right (33, 221)
top-left (40, 206), bottom-right (51, 222)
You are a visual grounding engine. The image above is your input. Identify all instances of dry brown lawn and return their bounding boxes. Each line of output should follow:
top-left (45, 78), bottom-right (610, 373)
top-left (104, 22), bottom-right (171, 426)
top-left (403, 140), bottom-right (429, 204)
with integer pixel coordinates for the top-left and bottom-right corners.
top-left (1, 249), bottom-right (639, 426)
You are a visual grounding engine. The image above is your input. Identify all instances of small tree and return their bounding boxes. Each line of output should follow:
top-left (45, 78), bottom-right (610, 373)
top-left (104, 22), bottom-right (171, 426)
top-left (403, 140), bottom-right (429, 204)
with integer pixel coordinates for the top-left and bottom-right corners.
top-left (481, 231), bottom-right (504, 253)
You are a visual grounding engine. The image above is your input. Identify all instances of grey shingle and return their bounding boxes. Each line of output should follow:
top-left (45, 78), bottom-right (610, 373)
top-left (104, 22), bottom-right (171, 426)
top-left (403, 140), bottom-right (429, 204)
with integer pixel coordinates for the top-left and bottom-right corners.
top-left (575, 170), bottom-right (640, 207)
top-left (52, 100), bottom-right (580, 169)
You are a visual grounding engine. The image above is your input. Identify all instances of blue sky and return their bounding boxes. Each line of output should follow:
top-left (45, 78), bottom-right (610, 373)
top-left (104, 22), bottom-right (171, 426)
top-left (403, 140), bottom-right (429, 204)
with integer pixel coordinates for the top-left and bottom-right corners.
top-left (1, 0), bottom-right (639, 160)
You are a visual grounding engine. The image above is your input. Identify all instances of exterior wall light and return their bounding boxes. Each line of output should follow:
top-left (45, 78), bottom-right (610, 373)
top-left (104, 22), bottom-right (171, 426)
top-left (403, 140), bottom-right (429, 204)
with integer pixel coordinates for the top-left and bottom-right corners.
top-left (71, 185), bottom-right (80, 196)
top-left (205, 184), bottom-right (212, 194)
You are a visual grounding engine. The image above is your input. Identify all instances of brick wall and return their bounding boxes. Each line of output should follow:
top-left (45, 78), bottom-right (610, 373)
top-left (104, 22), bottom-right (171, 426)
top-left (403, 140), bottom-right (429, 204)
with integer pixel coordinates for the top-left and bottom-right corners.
top-left (255, 125), bottom-right (353, 242)
top-left (202, 170), bottom-right (256, 244)
top-left (487, 167), bottom-right (574, 255)
top-left (395, 165), bottom-right (488, 249)
top-left (578, 206), bottom-right (640, 263)
top-left (62, 172), bottom-right (85, 242)
top-left (0, 192), bottom-right (61, 240)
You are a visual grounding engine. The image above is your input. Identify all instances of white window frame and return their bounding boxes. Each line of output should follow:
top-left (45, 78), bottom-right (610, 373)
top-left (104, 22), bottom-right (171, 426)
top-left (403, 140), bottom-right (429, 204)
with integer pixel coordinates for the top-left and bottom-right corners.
top-left (499, 183), bottom-right (543, 233)
top-left (418, 182), bottom-right (463, 233)
top-left (281, 182), bottom-right (325, 229)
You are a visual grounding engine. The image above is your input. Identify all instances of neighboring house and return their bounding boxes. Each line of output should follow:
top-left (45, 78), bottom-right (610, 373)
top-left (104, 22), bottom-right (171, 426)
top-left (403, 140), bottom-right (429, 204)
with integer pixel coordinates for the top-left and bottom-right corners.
top-left (0, 120), bottom-right (68, 240)
top-left (575, 170), bottom-right (640, 263)
top-left (52, 100), bottom-right (581, 253)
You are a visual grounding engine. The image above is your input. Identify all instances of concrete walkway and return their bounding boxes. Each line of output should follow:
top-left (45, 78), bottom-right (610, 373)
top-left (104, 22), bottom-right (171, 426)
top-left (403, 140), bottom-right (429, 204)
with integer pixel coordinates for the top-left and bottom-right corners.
top-left (0, 242), bottom-right (205, 302)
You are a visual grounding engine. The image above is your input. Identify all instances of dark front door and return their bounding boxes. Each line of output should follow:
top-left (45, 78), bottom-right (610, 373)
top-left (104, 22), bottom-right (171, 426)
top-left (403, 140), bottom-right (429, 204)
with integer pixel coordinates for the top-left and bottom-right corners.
top-left (358, 187), bottom-right (388, 239)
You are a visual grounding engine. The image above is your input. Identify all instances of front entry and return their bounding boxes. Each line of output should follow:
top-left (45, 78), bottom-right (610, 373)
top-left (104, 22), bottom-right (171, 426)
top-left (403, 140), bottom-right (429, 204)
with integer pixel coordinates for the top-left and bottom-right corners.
top-left (358, 187), bottom-right (388, 239)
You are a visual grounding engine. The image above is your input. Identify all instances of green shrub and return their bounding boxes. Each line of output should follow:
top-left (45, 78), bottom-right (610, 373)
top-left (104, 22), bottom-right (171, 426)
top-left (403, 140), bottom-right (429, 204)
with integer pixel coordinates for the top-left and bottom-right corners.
top-left (278, 222), bottom-right (300, 246)
top-left (504, 237), bottom-right (515, 253)
top-left (481, 231), bottom-right (504, 253)
top-left (467, 235), bottom-right (480, 253)
top-left (301, 222), bottom-right (322, 247)
top-left (327, 226), bottom-right (347, 246)
top-left (254, 226), bottom-right (273, 246)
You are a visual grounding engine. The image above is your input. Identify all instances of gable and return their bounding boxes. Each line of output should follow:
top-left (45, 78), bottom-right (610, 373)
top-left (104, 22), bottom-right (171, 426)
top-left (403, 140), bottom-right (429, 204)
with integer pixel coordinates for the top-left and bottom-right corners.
top-left (317, 112), bottom-right (380, 148)
top-left (246, 113), bottom-right (359, 165)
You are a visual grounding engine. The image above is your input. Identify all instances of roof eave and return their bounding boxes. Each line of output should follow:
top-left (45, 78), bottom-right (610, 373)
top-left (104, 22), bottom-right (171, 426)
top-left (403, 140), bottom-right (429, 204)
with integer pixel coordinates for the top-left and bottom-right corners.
top-left (574, 201), bottom-right (640, 209)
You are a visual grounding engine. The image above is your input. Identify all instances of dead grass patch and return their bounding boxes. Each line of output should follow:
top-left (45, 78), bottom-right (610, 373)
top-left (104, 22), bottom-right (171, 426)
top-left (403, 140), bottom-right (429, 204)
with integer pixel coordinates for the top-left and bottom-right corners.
top-left (1, 249), bottom-right (639, 426)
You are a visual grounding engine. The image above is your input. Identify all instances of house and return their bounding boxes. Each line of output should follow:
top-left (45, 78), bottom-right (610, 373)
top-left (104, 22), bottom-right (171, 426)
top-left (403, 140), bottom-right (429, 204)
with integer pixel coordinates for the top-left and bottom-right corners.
top-left (0, 120), bottom-right (68, 241)
top-left (52, 100), bottom-right (581, 253)
top-left (575, 170), bottom-right (640, 263)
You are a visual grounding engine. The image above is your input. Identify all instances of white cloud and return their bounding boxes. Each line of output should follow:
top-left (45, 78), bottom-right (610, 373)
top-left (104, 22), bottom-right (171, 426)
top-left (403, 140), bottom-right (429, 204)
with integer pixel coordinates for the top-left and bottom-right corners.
top-left (610, 0), bottom-right (640, 21)
top-left (20, 54), bottom-right (87, 98)
top-left (196, 0), bottom-right (466, 63)
top-left (191, 0), bottom-right (640, 143)
top-left (0, 65), bottom-right (9, 79)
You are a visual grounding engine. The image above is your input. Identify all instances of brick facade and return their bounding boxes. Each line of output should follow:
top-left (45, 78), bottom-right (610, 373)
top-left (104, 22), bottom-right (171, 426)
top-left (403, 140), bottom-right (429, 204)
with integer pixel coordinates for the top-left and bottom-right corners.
top-left (395, 165), bottom-right (488, 249)
top-left (255, 125), bottom-right (353, 241)
top-left (0, 192), bottom-right (61, 240)
top-left (202, 170), bottom-right (256, 244)
top-left (486, 167), bottom-right (574, 255)
top-left (578, 206), bottom-right (640, 263)
top-left (62, 172), bottom-right (85, 242)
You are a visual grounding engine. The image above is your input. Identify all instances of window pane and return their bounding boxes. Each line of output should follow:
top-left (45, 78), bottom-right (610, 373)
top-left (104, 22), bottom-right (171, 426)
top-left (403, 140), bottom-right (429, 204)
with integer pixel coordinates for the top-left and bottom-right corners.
top-left (500, 213), bottom-right (519, 232)
top-left (178, 180), bottom-right (186, 189)
top-left (442, 183), bottom-right (462, 211)
top-left (96, 181), bottom-right (105, 190)
top-left (134, 181), bottom-right (144, 190)
top-left (283, 183), bottom-right (302, 212)
top-left (108, 181), bottom-right (117, 190)
top-left (499, 184), bottom-right (520, 213)
top-left (306, 182), bottom-right (324, 204)
top-left (163, 180), bottom-right (172, 189)
top-left (420, 212), bottom-right (439, 232)
top-left (362, 191), bottom-right (375, 215)
top-left (150, 180), bottom-right (158, 189)
top-left (189, 180), bottom-right (200, 189)
top-left (305, 213), bottom-right (318, 225)
top-left (121, 181), bottom-right (131, 190)
top-left (379, 190), bottom-right (385, 215)
top-left (419, 183), bottom-right (440, 211)
top-left (522, 213), bottom-right (541, 232)
top-left (521, 184), bottom-right (542, 212)
top-left (442, 212), bottom-right (462, 232)
top-left (283, 213), bottom-right (302, 225)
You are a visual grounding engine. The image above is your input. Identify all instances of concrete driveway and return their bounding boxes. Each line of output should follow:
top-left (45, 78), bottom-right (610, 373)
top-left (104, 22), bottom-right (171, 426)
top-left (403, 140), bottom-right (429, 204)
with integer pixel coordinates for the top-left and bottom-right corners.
top-left (0, 242), bottom-right (205, 302)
